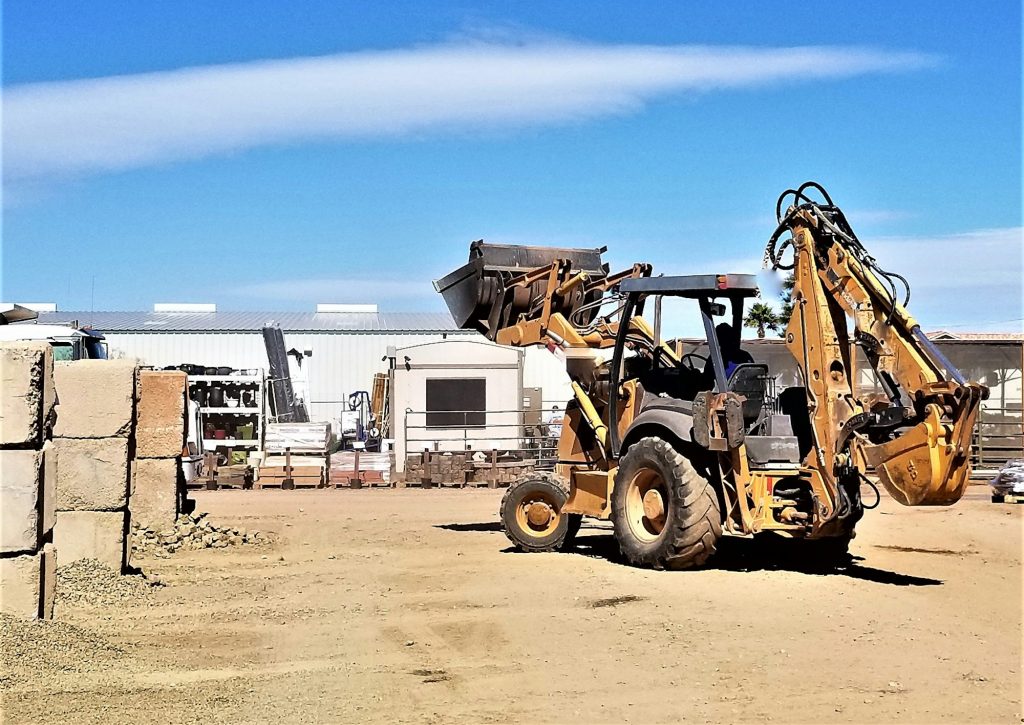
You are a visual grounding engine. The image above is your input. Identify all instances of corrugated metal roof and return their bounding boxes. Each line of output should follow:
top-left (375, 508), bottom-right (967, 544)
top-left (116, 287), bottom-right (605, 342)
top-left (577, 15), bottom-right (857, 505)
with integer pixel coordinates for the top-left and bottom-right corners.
top-left (35, 310), bottom-right (463, 333)
top-left (927, 330), bottom-right (1024, 342)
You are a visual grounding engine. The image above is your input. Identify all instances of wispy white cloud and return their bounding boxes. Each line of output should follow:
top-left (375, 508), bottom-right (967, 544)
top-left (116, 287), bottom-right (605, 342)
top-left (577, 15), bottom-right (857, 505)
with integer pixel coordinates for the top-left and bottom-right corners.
top-left (870, 227), bottom-right (1022, 292)
top-left (3, 39), bottom-right (936, 183)
top-left (601, 226), bottom-right (1023, 336)
top-left (869, 226), bottom-right (1024, 330)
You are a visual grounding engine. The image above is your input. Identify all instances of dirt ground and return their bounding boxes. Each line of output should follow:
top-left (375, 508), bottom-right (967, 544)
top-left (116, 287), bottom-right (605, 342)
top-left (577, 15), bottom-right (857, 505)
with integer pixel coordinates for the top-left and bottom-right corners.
top-left (2, 486), bottom-right (1021, 724)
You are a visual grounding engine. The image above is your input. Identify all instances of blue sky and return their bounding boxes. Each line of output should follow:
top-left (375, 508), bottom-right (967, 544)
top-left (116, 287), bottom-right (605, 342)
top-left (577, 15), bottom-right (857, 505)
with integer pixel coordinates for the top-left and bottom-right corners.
top-left (2, 1), bottom-right (1021, 334)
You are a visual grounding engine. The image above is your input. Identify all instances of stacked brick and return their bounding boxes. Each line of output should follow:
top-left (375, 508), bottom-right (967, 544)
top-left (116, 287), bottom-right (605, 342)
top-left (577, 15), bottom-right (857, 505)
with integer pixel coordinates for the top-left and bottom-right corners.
top-left (131, 371), bottom-right (187, 530)
top-left (0, 343), bottom-right (58, 619)
top-left (399, 452), bottom-right (536, 487)
top-left (52, 360), bottom-right (136, 572)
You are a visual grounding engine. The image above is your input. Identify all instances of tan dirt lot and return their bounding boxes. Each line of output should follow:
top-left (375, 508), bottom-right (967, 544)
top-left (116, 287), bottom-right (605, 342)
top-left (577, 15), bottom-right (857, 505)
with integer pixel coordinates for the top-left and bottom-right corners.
top-left (2, 486), bottom-right (1021, 724)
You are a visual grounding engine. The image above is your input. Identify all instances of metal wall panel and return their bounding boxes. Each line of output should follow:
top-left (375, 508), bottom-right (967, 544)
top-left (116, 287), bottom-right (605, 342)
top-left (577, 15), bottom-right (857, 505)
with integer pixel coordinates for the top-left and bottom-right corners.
top-left (105, 331), bottom-right (464, 423)
top-left (522, 347), bottom-right (574, 407)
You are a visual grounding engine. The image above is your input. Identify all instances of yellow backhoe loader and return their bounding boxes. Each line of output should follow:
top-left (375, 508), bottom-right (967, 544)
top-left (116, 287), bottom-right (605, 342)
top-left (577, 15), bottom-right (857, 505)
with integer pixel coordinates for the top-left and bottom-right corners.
top-left (434, 182), bottom-right (987, 569)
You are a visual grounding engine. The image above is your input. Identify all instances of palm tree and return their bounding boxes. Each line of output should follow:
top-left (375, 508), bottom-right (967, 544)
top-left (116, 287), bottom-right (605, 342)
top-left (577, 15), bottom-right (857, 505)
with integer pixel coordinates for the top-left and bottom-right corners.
top-left (777, 273), bottom-right (796, 334)
top-left (744, 302), bottom-right (781, 339)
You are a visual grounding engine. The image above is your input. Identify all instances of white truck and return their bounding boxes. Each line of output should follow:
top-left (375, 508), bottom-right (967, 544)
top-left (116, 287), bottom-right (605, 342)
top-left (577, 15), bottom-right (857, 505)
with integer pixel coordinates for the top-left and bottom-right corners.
top-left (0, 304), bottom-right (108, 360)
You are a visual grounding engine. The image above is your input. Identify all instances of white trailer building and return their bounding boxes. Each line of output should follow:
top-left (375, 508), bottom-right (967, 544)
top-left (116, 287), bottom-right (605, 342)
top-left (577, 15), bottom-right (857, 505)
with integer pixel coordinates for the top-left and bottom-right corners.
top-left (35, 304), bottom-right (573, 424)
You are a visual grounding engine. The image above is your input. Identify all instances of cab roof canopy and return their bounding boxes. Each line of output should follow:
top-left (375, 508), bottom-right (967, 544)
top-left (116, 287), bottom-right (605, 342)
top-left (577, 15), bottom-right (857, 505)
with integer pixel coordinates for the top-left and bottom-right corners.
top-left (619, 274), bottom-right (759, 298)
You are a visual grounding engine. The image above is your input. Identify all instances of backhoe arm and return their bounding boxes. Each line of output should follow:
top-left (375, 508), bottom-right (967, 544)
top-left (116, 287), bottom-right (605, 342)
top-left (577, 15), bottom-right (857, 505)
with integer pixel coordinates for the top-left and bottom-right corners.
top-left (768, 183), bottom-right (987, 506)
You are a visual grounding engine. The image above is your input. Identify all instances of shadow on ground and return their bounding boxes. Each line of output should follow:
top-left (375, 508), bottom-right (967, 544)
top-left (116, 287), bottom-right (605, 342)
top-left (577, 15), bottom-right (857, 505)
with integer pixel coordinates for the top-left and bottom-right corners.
top-left (438, 521), bottom-right (942, 586)
top-left (435, 521), bottom-right (503, 532)
top-left (573, 532), bottom-right (943, 586)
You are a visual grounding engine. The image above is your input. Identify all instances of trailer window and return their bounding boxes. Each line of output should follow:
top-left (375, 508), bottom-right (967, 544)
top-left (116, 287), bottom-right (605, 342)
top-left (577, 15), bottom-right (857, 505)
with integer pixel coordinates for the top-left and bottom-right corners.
top-left (425, 378), bottom-right (486, 427)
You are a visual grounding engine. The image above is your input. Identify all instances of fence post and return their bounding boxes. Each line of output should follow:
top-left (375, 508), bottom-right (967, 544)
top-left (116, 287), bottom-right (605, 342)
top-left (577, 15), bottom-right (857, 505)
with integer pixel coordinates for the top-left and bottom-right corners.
top-left (350, 449), bottom-right (362, 489)
top-left (489, 448), bottom-right (498, 488)
top-left (423, 447), bottom-right (434, 489)
top-left (283, 447), bottom-right (295, 490)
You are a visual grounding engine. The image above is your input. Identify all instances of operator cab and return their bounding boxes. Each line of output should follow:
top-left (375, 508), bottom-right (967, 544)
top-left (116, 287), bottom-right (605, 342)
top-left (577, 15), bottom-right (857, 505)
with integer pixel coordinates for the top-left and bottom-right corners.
top-left (611, 274), bottom-right (805, 465)
top-left (616, 273), bottom-right (761, 399)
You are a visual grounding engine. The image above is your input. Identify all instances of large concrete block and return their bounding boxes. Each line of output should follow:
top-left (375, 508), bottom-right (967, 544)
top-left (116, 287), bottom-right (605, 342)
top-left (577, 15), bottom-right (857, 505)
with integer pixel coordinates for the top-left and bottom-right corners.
top-left (0, 550), bottom-right (44, 618)
top-left (135, 371), bottom-right (187, 458)
top-left (53, 510), bottom-right (126, 571)
top-left (53, 360), bottom-right (136, 439)
top-left (130, 457), bottom-right (181, 530)
top-left (55, 437), bottom-right (130, 511)
top-left (0, 342), bottom-right (55, 447)
top-left (0, 447), bottom-right (45, 554)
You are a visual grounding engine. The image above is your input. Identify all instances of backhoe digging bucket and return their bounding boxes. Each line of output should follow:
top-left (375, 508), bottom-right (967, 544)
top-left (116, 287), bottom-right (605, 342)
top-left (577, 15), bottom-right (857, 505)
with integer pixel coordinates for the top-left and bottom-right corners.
top-left (862, 383), bottom-right (985, 506)
top-left (434, 241), bottom-right (608, 339)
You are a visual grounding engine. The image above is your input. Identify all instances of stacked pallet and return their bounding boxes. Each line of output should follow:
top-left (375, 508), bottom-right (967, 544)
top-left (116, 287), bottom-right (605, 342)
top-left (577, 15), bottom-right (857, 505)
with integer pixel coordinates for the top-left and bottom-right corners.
top-left (330, 451), bottom-right (390, 488)
top-left (469, 458), bottom-right (538, 487)
top-left (194, 456), bottom-right (252, 489)
top-left (257, 422), bottom-right (331, 489)
top-left (399, 450), bottom-right (537, 488)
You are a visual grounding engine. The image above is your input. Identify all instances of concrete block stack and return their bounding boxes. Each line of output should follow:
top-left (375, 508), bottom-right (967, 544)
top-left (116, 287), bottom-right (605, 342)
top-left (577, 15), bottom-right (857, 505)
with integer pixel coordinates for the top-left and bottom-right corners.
top-left (52, 360), bottom-right (136, 572)
top-left (0, 342), bottom-right (58, 618)
top-left (131, 370), bottom-right (187, 531)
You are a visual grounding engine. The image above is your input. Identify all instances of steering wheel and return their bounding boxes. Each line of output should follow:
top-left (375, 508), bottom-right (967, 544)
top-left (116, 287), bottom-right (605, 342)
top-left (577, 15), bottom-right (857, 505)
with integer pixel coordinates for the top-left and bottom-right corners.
top-left (680, 351), bottom-right (709, 373)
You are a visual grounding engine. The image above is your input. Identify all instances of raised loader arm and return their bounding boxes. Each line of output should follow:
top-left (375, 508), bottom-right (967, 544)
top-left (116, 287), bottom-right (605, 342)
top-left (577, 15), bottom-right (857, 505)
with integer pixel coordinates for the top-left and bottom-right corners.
top-left (434, 241), bottom-right (680, 461)
top-left (765, 182), bottom-right (987, 506)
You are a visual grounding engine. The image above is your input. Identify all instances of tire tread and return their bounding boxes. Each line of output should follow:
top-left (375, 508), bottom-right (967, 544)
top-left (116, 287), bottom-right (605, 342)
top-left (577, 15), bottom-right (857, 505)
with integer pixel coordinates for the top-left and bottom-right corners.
top-left (612, 437), bottom-right (722, 569)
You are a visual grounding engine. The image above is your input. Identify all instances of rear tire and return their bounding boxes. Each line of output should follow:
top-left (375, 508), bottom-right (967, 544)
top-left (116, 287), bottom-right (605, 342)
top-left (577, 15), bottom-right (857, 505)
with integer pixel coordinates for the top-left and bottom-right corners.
top-left (611, 437), bottom-right (721, 569)
top-left (500, 472), bottom-right (579, 552)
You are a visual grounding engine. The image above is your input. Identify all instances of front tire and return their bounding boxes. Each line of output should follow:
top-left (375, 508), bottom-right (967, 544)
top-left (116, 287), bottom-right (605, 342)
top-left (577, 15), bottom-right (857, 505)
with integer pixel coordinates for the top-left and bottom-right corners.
top-left (612, 437), bottom-right (721, 569)
top-left (500, 472), bottom-right (580, 552)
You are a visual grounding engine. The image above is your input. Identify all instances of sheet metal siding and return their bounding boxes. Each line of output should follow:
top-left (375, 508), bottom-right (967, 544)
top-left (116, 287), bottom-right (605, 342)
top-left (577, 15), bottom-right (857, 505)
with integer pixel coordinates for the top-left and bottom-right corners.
top-left (37, 310), bottom-right (458, 332)
top-left (105, 331), bottom-right (462, 422)
top-left (522, 347), bottom-right (573, 406)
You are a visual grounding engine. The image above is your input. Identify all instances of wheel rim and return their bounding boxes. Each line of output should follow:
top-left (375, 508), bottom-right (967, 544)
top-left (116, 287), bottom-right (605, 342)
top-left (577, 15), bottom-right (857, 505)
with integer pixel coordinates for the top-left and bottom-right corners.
top-left (514, 490), bottom-right (561, 538)
top-left (625, 466), bottom-right (669, 543)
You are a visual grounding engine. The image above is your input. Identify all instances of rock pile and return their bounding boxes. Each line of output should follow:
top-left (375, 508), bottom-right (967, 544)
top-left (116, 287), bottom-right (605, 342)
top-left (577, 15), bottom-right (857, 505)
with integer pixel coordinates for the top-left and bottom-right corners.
top-left (132, 511), bottom-right (270, 558)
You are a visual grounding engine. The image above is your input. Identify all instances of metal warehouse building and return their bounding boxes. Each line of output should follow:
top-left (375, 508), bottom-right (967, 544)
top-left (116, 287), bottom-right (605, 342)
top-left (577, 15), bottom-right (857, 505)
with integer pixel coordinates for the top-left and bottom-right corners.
top-left (37, 304), bottom-right (574, 422)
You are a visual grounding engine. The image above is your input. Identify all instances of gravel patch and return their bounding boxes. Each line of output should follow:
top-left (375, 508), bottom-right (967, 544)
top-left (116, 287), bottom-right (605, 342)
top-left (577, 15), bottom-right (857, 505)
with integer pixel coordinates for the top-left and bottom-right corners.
top-left (0, 613), bottom-right (128, 688)
top-left (56, 558), bottom-right (159, 608)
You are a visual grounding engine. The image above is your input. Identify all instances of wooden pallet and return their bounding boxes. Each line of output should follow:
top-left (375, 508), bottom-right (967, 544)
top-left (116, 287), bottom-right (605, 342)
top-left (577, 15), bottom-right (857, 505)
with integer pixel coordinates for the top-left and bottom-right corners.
top-left (992, 493), bottom-right (1024, 504)
top-left (256, 476), bottom-right (324, 489)
top-left (400, 478), bottom-right (510, 489)
top-left (256, 447), bottom-right (326, 489)
top-left (331, 470), bottom-right (389, 489)
top-left (188, 453), bottom-right (253, 490)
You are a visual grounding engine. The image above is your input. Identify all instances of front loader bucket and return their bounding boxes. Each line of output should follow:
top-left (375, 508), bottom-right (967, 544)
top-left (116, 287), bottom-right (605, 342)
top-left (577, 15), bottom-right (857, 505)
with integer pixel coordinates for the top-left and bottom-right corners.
top-left (433, 241), bottom-right (607, 338)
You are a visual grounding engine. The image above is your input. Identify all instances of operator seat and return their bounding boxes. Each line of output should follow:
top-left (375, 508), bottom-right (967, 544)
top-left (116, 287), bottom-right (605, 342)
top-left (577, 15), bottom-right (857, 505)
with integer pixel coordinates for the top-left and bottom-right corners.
top-left (726, 363), bottom-right (769, 424)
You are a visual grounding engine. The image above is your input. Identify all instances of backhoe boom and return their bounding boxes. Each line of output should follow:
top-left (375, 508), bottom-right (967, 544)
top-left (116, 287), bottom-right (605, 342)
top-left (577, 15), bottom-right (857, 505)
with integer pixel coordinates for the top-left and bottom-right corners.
top-left (767, 182), bottom-right (987, 506)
